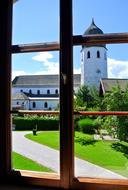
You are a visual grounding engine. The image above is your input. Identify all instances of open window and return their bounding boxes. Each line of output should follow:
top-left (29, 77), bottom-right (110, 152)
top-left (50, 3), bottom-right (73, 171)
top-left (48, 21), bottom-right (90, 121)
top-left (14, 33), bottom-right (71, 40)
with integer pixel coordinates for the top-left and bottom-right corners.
top-left (0, 0), bottom-right (128, 190)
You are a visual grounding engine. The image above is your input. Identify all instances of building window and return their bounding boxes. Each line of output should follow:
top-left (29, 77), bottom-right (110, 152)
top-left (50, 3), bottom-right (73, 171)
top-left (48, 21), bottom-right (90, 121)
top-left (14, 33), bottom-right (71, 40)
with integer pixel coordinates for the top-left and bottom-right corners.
top-left (87, 51), bottom-right (90, 58)
top-left (29, 89), bottom-right (32, 94)
top-left (44, 102), bottom-right (48, 108)
top-left (37, 90), bottom-right (40, 95)
top-left (55, 89), bottom-right (58, 94)
top-left (47, 89), bottom-right (50, 94)
top-left (97, 50), bottom-right (100, 58)
top-left (32, 102), bottom-right (36, 108)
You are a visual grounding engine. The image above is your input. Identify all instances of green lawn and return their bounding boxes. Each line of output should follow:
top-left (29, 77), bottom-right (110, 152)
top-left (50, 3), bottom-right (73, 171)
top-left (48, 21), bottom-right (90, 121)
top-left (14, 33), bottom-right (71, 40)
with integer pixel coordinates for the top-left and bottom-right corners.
top-left (25, 131), bottom-right (128, 177)
top-left (12, 152), bottom-right (53, 172)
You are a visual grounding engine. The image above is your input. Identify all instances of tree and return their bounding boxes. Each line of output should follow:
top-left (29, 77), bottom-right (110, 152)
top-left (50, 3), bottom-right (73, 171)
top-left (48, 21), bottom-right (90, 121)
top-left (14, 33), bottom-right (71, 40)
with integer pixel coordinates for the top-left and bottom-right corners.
top-left (75, 85), bottom-right (94, 108)
top-left (102, 84), bottom-right (128, 141)
top-left (75, 85), bottom-right (101, 110)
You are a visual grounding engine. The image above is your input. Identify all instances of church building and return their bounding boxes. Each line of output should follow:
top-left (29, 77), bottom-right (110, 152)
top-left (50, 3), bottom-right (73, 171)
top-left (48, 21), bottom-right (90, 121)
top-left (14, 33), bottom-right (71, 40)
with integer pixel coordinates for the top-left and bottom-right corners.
top-left (12, 20), bottom-right (108, 110)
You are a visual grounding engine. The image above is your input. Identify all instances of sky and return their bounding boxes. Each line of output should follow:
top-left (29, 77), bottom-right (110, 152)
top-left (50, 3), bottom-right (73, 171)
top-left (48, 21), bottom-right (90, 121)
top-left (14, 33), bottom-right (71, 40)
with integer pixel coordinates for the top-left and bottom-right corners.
top-left (12, 0), bottom-right (128, 80)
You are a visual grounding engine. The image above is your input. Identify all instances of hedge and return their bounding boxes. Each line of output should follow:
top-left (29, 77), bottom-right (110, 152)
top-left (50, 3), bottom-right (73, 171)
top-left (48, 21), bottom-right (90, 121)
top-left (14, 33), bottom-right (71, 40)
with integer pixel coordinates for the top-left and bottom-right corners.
top-left (13, 116), bottom-right (59, 131)
top-left (77, 118), bottom-right (98, 134)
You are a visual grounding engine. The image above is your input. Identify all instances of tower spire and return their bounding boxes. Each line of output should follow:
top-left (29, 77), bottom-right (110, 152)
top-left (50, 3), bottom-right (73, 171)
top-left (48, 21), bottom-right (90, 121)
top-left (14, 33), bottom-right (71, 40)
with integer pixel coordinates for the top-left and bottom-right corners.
top-left (92, 17), bottom-right (95, 25)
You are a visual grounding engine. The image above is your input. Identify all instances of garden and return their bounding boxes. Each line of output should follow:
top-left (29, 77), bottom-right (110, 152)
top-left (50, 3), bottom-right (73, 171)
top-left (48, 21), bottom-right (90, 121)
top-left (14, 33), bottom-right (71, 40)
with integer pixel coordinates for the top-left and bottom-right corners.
top-left (12, 84), bottom-right (128, 177)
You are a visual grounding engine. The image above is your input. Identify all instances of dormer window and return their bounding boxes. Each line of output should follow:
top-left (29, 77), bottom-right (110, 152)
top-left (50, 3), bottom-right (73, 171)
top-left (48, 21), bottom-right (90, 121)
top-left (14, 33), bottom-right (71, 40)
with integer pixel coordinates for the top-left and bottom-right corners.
top-left (87, 51), bottom-right (90, 58)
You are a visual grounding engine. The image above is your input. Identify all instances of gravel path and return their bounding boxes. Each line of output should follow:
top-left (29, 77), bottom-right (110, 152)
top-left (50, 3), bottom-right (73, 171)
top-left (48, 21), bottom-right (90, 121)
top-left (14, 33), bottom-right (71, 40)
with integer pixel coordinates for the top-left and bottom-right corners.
top-left (12, 131), bottom-right (126, 179)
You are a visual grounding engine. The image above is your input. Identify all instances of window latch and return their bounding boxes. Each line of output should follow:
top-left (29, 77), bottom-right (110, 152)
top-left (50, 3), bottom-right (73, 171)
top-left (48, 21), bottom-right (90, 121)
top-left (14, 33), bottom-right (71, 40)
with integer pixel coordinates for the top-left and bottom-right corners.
top-left (61, 73), bottom-right (67, 85)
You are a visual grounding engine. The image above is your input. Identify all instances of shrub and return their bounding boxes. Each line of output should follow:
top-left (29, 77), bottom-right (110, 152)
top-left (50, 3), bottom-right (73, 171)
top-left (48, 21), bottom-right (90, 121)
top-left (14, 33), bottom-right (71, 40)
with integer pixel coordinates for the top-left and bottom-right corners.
top-left (12, 115), bottom-right (59, 131)
top-left (77, 118), bottom-right (96, 134)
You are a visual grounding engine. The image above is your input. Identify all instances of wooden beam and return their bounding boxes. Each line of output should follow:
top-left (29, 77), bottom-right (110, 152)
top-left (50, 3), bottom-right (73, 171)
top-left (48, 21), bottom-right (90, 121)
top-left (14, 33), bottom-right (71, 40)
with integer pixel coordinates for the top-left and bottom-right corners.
top-left (0, 0), bottom-right (12, 177)
top-left (12, 42), bottom-right (59, 53)
top-left (60, 0), bottom-right (74, 188)
top-left (11, 33), bottom-right (128, 54)
top-left (11, 110), bottom-right (128, 116)
top-left (73, 33), bottom-right (128, 46)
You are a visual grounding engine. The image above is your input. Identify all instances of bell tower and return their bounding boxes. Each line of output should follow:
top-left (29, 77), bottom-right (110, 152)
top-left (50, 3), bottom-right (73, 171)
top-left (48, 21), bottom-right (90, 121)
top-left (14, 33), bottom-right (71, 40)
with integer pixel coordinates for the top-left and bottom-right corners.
top-left (81, 19), bottom-right (108, 87)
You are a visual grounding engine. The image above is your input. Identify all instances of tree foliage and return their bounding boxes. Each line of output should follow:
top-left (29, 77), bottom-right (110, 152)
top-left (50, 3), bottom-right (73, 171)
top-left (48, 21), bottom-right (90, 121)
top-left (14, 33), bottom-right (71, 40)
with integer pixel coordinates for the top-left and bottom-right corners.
top-left (75, 85), bottom-right (100, 110)
top-left (101, 84), bottom-right (128, 141)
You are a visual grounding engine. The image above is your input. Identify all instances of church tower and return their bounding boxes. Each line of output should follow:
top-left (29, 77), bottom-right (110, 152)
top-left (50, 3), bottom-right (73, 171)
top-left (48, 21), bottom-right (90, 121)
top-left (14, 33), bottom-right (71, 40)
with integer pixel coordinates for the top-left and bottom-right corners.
top-left (81, 19), bottom-right (108, 87)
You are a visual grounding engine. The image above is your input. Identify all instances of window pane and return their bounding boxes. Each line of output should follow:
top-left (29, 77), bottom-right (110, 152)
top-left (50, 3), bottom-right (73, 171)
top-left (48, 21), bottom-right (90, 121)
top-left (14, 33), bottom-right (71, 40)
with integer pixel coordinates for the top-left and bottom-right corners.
top-left (73, 0), bottom-right (128, 35)
top-left (12, 52), bottom-right (60, 174)
top-left (13, 0), bottom-right (59, 44)
top-left (73, 44), bottom-right (128, 179)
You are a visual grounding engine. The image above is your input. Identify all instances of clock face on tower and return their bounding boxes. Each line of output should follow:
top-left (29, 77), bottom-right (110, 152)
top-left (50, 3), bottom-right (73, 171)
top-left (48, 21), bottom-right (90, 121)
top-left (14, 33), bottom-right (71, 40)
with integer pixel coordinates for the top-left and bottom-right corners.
top-left (96, 69), bottom-right (101, 74)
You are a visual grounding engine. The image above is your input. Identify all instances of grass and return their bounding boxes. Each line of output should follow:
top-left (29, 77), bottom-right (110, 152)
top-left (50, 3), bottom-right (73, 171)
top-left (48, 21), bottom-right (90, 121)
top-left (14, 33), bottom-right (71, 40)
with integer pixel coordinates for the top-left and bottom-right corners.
top-left (12, 152), bottom-right (53, 172)
top-left (25, 131), bottom-right (59, 149)
top-left (25, 131), bottom-right (128, 177)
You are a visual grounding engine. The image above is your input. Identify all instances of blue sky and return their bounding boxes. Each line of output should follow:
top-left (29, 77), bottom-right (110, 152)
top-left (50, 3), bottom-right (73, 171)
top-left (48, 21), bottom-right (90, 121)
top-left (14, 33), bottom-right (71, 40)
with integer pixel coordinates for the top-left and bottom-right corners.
top-left (12, 0), bottom-right (128, 80)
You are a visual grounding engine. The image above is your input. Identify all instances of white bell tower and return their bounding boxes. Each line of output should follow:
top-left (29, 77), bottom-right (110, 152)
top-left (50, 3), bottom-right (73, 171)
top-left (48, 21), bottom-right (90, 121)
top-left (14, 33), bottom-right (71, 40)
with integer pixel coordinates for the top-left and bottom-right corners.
top-left (81, 19), bottom-right (108, 87)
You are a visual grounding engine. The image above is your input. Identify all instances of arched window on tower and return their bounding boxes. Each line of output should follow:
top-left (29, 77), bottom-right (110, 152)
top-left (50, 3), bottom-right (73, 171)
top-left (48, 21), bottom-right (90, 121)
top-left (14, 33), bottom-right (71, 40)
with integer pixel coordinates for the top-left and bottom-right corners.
top-left (97, 51), bottom-right (100, 58)
top-left (44, 102), bottom-right (48, 108)
top-left (87, 51), bottom-right (90, 58)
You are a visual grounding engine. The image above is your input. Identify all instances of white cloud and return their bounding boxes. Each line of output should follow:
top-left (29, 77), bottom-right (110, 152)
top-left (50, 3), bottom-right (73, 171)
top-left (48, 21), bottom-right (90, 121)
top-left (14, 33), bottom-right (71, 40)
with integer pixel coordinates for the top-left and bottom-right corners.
top-left (32, 52), bottom-right (53, 63)
top-left (108, 58), bottom-right (128, 79)
top-left (12, 52), bottom-right (80, 80)
top-left (13, 53), bottom-right (128, 81)
top-left (32, 52), bottom-right (59, 74)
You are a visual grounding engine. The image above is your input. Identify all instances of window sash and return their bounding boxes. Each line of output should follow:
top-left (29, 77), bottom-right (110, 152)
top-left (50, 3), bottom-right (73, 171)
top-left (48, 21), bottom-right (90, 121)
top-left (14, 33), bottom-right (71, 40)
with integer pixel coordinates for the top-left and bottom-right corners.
top-left (0, 0), bottom-right (128, 189)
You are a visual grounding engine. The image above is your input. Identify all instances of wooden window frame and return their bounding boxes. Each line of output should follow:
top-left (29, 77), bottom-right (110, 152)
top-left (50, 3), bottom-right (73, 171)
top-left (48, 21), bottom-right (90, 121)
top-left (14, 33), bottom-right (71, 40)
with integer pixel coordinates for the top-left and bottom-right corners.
top-left (1, 0), bottom-right (128, 189)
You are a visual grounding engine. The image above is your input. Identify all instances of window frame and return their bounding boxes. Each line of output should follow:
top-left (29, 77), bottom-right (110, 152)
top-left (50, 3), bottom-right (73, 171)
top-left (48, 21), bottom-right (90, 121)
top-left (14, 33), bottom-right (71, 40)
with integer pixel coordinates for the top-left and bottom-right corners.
top-left (1, 0), bottom-right (128, 189)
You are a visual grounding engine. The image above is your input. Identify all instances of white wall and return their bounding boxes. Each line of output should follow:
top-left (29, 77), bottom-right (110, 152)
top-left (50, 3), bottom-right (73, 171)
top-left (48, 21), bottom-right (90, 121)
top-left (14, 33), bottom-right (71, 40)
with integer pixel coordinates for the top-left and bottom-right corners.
top-left (29, 99), bottom-right (59, 110)
top-left (81, 46), bottom-right (107, 87)
top-left (12, 87), bottom-right (59, 95)
top-left (12, 100), bottom-right (29, 110)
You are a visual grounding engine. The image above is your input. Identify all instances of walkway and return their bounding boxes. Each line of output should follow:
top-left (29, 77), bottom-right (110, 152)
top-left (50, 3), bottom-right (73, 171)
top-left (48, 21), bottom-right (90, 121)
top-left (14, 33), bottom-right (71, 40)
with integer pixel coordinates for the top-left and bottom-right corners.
top-left (12, 131), bottom-right (126, 179)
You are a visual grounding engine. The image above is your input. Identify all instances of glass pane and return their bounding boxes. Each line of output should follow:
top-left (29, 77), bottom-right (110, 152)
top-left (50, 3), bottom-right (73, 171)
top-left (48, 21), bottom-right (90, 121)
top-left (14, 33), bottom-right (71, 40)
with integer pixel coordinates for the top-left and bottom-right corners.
top-left (12, 52), bottom-right (60, 174)
top-left (73, 43), bottom-right (128, 179)
top-left (13, 0), bottom-right (59, 44)
top-left (73, 0), bottom-right (128, 35)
